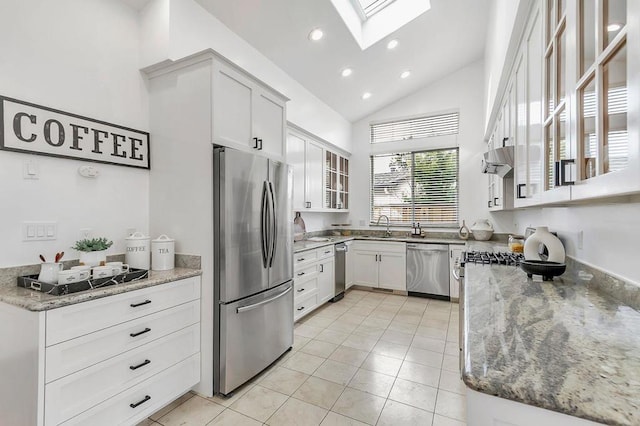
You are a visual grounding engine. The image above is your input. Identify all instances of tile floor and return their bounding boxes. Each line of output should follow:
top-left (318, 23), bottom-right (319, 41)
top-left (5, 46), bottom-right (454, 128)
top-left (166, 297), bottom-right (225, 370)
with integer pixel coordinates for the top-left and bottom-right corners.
top-left (140, 289), bottom-right (466, 426)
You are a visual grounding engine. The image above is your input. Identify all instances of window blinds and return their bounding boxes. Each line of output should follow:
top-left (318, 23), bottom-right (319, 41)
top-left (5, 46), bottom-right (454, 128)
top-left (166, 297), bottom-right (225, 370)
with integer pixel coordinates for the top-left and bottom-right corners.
top-left (370, 149), bottom-right (459, 226)
top-left (370, 112), bottom-right (459, 144)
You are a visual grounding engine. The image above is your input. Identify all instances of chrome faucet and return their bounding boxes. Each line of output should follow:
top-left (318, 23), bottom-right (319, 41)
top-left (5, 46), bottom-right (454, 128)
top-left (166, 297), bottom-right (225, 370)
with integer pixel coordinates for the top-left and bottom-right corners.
top-left (376, 215), bottom-right (391, 237)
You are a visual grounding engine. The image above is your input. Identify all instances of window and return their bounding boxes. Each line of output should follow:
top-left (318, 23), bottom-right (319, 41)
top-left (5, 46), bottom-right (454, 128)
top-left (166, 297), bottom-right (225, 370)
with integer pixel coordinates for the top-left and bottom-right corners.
top-left (370, 149), bottom-right (459, 226)
top-left (353, 0), bottom-right (398, 18)
top-left (370, 112), bottom-right (459, 144)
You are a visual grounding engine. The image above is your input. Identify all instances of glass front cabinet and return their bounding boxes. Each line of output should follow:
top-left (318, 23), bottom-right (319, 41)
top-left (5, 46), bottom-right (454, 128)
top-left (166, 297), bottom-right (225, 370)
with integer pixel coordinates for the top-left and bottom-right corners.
top-left (325, 151), bottom-right (350, 210)
top-left (489, 0), bottom-right (639, 208)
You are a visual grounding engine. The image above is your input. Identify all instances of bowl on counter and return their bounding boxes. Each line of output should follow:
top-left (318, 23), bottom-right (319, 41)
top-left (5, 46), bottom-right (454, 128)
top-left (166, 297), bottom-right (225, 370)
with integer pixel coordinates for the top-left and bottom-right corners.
top-left (520, 260), bottom-right (566, 281)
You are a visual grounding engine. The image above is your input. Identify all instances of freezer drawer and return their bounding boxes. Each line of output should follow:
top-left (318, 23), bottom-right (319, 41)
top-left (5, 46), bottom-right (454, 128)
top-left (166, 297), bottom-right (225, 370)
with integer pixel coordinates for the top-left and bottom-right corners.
top-left (218, 282), bottom-right (293, 395)
top-left (406, 244), bottom-right (450, 299)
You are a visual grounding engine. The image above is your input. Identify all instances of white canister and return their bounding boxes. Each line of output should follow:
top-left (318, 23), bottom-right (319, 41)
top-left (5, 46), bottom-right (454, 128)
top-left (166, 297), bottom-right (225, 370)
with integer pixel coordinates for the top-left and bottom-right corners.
top-left (152, 234), bottom-right (175, 271)
top-left (125, 231), bottom-right (150, 270)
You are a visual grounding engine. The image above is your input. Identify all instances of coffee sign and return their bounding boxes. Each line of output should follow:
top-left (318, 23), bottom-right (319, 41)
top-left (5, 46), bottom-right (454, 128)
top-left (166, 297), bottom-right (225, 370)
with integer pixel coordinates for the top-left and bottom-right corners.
top-left (0, 96), bottom-right (150, 169)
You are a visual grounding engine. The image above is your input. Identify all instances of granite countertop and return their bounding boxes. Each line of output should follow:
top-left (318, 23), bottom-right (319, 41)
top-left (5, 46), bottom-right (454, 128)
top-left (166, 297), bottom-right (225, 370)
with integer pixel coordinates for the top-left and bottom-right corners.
top-left (462, 243), bottom-right (640, 425)
top-left (294, 235), bottom-right (467, 253)
top-left (0, 267), bottom-right (202, 312)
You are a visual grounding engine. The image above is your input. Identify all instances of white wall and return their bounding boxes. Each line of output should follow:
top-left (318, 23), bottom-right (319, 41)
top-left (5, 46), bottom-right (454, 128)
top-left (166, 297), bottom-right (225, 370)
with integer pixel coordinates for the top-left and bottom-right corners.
top-left (139, 0), bottom-right (352, 153)
top-left (348, 60), bottom-right (514, 234)
top-left (0, 0), bottom-right (149, 267)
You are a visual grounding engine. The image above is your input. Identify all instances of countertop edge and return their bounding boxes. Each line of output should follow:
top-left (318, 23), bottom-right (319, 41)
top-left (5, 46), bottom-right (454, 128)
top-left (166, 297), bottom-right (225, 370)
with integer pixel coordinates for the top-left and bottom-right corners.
top-left (294, 236), bottom-right (467, 253)
top-left (0, 268), bottom-right (202, 312)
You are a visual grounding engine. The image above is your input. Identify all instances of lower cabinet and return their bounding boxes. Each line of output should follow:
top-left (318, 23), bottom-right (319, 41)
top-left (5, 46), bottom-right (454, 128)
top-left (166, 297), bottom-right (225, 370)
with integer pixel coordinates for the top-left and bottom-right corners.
top-left (0, 276), bottom-right (202, 426)
top-left (294, 245), bottom-right (335, 321)
top-left (352, 241), bottom-right (406, 291)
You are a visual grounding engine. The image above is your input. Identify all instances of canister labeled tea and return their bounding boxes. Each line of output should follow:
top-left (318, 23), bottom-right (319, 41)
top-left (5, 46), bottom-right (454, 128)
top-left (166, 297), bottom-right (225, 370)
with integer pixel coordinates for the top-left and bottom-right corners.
top-left (125, 231), bottom-right (150, 270)
top-left (152, 234), bottom-right (175, 271)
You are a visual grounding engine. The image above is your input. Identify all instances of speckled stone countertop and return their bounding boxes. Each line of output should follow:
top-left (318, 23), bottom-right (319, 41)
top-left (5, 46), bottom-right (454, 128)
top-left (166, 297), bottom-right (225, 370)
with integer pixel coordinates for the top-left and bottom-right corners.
top-left (294, 235), bottom-right (466, 253)
top-left (0, 267), bottom-right (201, 312)
top-left (462, 242), bottom-right (640, 425)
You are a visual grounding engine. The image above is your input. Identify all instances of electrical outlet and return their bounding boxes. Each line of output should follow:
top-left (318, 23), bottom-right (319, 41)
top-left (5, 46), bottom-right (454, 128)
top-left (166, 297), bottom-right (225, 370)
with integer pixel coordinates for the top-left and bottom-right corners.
top-left (577, 230), bottom-right (583, 250)
top-left (79, 228), bottom-right (92, 240)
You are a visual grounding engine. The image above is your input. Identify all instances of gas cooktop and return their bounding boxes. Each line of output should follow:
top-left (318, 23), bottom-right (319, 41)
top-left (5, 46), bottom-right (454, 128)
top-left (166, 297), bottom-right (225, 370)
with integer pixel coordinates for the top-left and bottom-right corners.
top-left (463, 251), bottom-right (524, 266)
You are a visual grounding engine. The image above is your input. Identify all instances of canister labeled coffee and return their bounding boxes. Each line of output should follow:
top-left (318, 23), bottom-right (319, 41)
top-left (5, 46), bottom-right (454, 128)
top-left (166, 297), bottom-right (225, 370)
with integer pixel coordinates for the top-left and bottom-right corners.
top-left (125, 231), bottom-right (150, 270)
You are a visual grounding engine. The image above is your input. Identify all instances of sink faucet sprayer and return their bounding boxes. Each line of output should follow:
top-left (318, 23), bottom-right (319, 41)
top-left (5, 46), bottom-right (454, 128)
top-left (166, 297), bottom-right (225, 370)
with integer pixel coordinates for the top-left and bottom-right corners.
top-left (376, 215), bottom-right (391, 237)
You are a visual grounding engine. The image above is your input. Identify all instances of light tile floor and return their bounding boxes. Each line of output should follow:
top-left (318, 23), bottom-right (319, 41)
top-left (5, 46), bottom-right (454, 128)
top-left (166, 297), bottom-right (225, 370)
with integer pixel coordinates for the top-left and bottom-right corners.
top-left (141, 289), bottom-right (466, 426)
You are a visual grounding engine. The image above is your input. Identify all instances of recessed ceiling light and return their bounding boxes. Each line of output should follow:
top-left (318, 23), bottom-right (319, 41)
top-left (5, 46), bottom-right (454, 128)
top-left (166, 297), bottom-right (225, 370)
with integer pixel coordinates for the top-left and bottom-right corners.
top-left (308, 28), bottom-right (324, 41)
top-left (387, 39), bottom-right (399, 49)
top-left (341, 68), bottom-right (353, 77)
top-left (607, 23), bottom-right (622, 32)
top-left (400, 70), bottom-right (411, 79)
top-left (362, 92), bottom-right (372, 100)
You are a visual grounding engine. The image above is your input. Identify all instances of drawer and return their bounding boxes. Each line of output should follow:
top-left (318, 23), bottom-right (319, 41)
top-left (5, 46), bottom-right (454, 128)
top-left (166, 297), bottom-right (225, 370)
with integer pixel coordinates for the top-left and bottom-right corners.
top-left (294, 249), bottom-right (318, 266)
top-left (46, 300), bottom-right (200, 383)
top-left (46, 277), bottom-right (200, 346)
top-left (294, 263), bottom-right (318, 282)
top-left (60, 353), bottom-right (200, 426)
top-left (47, 325), bottom-right (200, 425)
top-left (294, 292), bottom-right (318, 322)
top-left (316, 245), bottom-right (335, 259)
top-left (294, 277), bottom-right (318, 300)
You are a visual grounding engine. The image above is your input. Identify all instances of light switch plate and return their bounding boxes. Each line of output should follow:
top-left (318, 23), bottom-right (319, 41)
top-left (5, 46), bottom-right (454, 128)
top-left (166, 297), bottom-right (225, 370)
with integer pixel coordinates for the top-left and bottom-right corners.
top-left (23, 221), bottom-right (57, 241)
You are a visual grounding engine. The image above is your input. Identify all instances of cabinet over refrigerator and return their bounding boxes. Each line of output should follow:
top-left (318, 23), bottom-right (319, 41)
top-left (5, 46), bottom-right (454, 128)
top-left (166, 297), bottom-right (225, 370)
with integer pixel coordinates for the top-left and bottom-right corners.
top-left (213, 147), bottom-right (293, 395)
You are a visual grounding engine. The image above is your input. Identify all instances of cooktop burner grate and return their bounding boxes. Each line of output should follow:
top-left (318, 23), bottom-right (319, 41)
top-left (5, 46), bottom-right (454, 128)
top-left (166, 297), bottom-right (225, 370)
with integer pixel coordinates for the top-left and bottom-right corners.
top-left (463, 251), bottom-right (524, 266)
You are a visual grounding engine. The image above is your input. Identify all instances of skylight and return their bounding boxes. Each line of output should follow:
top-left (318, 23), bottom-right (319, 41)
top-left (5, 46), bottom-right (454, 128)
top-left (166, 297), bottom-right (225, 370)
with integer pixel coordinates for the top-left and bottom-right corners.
top-left (354, 0), bottom-right (398, 19)
top-left (332, 0), bottom-right (431, 50)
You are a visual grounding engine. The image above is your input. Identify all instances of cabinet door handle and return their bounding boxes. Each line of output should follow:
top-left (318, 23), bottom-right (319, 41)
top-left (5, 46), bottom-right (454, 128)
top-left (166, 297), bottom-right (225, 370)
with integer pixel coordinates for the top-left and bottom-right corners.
top-left (130, 395), bottom-right (151, 409)
top-left (305, 202), bottom-right (311, 208)
top-left (253, 137), bottom-right (259, 149)
top-left (488, 200), bottom-right (492, 208)
top-left (320, 264), bottom-right (324, 273)
top-left (130, 300), bottom-right (151, 308)
top-left (297, 288), bottom-right (305, 292)
top-left (129, 359), bottom-right (151, 370)
top-left (258, 139), bottom-right (263, 150)
top-left (297, 272), bottom-right (305, 276)
top-left (517, 183), bottom-right (526, 199)
top-left (494, 197), bottom-right (499, 205)
top-left (297, 258), bottom-right (305, 262)
top-left (130, 327), bottom-right (151, 338)
top-left (379, 255), bottom-right (382, 262)
top-left (558, 159), bottom-right (575, 186)
top-left (297, 306), bottom-right (305, 311)
top-left (324, 250), bottom-right (331, 254)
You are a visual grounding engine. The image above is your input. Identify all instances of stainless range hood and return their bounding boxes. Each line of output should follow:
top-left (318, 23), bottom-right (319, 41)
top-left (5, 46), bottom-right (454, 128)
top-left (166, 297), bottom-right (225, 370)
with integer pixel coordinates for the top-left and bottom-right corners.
top-left (482, 145), bottom-right (514, 178)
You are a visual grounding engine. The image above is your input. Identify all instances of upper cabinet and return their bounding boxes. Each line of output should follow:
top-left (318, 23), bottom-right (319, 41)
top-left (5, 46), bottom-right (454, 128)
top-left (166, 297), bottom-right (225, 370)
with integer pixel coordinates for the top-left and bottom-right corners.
top-left (287, 126), bottom-right (350, 212)
top-left (212, 59), bottom-right (287, 160)
top-left (489, 0), bottom-right (639, 207)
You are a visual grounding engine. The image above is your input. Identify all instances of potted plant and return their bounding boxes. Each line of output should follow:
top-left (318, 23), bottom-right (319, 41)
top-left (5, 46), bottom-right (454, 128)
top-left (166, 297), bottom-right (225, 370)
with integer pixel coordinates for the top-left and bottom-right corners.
top-left (73, 237), bottom-right (113, 266)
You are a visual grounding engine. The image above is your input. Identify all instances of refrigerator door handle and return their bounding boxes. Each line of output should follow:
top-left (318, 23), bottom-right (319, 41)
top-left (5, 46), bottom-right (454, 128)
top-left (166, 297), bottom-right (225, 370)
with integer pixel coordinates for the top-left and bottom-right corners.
top-left (261, 181), bottom-right (269, 268)
top-left (268, 181), bottom-right (277, 267)
top-left (236, 286), bottom-right (293, 313)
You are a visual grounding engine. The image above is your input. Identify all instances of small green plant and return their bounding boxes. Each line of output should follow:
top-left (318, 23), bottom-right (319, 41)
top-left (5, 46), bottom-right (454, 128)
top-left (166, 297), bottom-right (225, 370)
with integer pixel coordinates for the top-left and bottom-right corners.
top-left (72, 237), bottom-right (113, 252)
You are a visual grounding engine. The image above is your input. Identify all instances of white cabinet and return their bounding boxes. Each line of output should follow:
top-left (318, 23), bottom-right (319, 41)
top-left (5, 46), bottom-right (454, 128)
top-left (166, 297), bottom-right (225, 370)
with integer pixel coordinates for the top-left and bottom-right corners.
top-left (212, 60), bottom-right (287, 159)
top-left (294, 245), bottom-right (335, 321)
top-left (287, 129), bottom-right (324, 210)
top-left (0, 277), bottom-right (202, 426)
top-left (449, 245), bottom-right (464, 300)
top-left (352, 241), bottom-right (406, 291)
top-left (287, 126), bottom-right (350, 212)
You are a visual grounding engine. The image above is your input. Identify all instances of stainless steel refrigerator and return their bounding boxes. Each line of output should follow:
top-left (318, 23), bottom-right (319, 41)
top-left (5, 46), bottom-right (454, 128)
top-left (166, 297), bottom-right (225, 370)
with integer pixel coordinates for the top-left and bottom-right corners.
top-left (213, 146), bottom-right (293, 396)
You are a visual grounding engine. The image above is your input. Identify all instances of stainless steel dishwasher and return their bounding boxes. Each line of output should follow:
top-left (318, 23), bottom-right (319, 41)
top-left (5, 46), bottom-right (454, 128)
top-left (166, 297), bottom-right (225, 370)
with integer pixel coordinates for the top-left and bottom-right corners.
top-left (406, 243), bottom-right (450, 300)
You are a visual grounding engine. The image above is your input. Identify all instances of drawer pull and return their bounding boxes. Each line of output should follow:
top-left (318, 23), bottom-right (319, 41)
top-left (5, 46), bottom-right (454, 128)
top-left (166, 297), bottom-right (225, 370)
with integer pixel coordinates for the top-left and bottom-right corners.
top-left (297, 258), bottom-right (305, 262)
top-left (130, 327), bottom-right (151, 337)
top-left (324, 250), bottom-right (331, 254)
top-left (130, 395), bottom-right (151, 409)
top-left (297, 272), bottom-right (305, 276)
top-left (297, 306), bottom-right (305, 311)
top-left (130, 300), bottom-right (151, 308)
top-left (129, 359), bottom-right (151, 370)
top-left (297, 288), bottom-right (305, 292)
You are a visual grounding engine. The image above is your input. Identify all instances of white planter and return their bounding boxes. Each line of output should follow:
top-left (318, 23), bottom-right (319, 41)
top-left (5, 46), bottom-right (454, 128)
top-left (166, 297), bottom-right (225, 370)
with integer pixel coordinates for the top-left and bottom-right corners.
top-left (78, 250), bottom-right (107, 267)
top-left (470, 219), bottom-right (494, 241)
